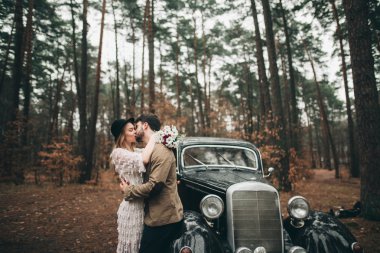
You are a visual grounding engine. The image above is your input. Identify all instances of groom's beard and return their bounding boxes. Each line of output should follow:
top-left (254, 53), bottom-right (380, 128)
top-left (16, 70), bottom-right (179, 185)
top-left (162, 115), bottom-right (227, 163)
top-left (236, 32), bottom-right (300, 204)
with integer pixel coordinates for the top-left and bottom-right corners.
top-left (135, 130), bottom-right (144, 143)
top-left (136, 135), bottom-right (143, 143)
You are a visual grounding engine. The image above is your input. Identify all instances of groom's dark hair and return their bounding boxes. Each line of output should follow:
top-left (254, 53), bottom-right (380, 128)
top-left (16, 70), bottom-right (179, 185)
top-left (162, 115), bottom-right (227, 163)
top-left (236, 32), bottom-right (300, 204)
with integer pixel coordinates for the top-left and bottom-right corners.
top-left (135, 114), bottom-right (161, 131)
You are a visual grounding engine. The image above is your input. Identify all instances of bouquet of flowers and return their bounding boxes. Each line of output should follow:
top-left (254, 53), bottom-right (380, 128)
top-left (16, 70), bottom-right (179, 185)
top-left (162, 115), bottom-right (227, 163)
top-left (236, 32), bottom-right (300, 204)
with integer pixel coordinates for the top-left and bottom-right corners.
top-left (155, 125), bottom-right (181, 149)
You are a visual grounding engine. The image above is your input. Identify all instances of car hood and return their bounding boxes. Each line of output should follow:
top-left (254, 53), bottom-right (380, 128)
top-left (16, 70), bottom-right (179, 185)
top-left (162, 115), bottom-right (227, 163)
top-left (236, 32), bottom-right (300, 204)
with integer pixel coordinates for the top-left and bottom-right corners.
top-left (182, 169), bottom-right (265, 192)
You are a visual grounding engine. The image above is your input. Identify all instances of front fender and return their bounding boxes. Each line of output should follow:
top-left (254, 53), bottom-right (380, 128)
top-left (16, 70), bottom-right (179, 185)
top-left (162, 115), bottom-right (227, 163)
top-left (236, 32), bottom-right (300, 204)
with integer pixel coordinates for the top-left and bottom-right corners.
top-left (170, 211), bottom-right (228, 253)
top-left (284, 211), bottom-right (357, 253)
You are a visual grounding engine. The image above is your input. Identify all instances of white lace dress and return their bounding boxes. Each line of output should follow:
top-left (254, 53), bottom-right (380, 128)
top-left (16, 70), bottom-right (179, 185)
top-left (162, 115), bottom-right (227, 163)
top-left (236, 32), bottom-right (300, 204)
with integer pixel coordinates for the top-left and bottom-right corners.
top-left (110, 148), bottom-right (146, 253)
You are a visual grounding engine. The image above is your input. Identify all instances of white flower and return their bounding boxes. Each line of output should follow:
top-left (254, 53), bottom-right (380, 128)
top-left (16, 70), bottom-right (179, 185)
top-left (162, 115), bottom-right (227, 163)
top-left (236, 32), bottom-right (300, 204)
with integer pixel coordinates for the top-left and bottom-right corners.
top-left (155, 125), bottom-right (182, 149)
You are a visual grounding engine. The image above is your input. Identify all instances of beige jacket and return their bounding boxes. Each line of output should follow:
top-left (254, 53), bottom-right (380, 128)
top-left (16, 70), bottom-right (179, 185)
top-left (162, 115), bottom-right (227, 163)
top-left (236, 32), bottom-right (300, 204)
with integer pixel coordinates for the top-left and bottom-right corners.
top-left (123, 143), bottom-right (183, 227)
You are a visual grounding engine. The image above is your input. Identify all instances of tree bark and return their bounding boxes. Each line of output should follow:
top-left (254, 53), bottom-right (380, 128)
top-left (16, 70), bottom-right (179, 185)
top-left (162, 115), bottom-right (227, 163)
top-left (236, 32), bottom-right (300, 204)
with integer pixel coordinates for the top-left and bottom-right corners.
top-left (186, 45), bottom-right (196, 135)
top-left (244, 61), bottom-right (254, 139)
top-left (158, 40), bottom-right (163, 94)
top-left (78, 0), bottom-right (88, 183)
top-left (22, 0), bottom-right (34, 146)
top-left (175, 21), bottom-right (181, 119)
top-left (279, 0), bottom-right (299, 151)
top-left (280, 46), bottom-right (291, 139)
top-left (306, 110), bottom-right (316, 168)
top-left (49, 63), bottom-right (68, 143)
top-left (86, 0), bottom-right (106, 182)
top-left (124, 63), bottom-right (132, 118)
top-left (11, 0), bottom-right (24, 121)
top-left (193, 15), bottom-right (205, 131)
top-left (140, 0), bottom-right (149, 114)
top-left (261, 0), bottom-right (291, 191)
top-left (304, 42), bottom-right (340, 178)
top-left (201, 5), bottom-right (210, 131)
top-left (343, 0), bottom-right (380, 220)
top-left (70, 0), bottom-right (80, 113)
top-left (0, 19), bottom-right (15, 97)
top-left (111, 0), bottom-right (120, 119)
top-left (131, 20), bottom-right (136, 117)
top-left (330, 0), bottom-right (359, 178)
top-left (147, 0), bottom-right (155, 113)
top-left (250, 0), bottom-right (272, 129)
top-left (67, 72), bottom-right (76, 144)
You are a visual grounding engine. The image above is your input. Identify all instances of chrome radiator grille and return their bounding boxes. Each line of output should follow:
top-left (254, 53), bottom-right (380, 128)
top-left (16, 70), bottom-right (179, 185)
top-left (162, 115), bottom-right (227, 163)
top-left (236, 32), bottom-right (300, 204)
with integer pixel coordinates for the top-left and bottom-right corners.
top-left (227, 182), bottom-right (283, 253)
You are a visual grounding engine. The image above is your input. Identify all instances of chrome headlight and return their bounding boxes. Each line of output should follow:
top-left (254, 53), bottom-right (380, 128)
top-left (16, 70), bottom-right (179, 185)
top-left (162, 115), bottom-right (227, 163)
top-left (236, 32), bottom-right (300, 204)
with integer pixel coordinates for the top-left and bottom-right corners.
top-left (236, 247), bottom-right (252, 253)
top-left (287, 196), bottom-right (310, 220)
top-left (288, 246), bottom-right (307, 253)
top-left (253, 246), bottom-right (266, 253)
top-left (179, 246), bottom-right (193, 253)
top-left (200, 194), bottom-right (224, 219)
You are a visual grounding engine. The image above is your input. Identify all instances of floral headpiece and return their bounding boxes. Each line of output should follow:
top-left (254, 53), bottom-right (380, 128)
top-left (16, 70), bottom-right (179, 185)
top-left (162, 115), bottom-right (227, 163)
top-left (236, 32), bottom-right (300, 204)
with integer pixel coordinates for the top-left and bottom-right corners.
top-left (155, 125), bottom-right (182, 149)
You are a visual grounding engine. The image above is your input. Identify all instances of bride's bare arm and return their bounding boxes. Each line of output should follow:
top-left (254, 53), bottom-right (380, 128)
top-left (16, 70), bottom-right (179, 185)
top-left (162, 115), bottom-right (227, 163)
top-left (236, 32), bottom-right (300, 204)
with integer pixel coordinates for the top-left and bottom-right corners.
top-left (141, 134), bottom-right (156, 164)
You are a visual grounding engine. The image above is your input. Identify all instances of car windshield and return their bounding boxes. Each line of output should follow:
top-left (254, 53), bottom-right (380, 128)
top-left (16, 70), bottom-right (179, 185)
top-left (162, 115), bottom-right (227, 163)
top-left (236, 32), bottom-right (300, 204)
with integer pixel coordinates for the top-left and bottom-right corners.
top-left (182, 145), bottom-right (258, 170)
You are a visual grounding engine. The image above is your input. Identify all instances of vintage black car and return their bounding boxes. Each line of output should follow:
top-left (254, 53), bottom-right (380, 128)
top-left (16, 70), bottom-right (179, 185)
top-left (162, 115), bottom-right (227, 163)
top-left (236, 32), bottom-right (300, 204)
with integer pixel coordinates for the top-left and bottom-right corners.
top-left (170, 137), bottom-right (363, 253)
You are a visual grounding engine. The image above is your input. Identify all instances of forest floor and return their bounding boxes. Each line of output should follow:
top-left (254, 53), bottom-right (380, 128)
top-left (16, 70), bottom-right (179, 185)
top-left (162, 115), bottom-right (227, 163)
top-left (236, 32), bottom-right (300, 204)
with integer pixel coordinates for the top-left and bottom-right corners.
top-left (0, 169), bottom-right (379, 253)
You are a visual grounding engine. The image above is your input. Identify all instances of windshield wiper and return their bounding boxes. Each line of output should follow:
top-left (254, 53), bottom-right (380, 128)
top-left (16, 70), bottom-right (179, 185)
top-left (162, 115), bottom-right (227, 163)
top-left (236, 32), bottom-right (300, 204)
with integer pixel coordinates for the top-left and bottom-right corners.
top-left (185, 154), bottom-right (208, 169)
top-left (216, 152), bottom-right (237, 169)
top-left (216, 152), bottom-right (251, 180)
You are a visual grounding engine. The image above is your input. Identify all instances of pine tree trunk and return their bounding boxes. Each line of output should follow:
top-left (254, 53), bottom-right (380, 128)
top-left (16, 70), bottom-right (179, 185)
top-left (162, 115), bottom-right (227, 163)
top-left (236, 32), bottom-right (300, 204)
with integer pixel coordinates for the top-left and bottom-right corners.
top-left (147, 0), bottom-right (155, 113)
top-left (237, 74), bottom-right (245, 138)
top-left (67, 75), bottom-right (76, 144)
top-left (0, 19), bottom-right (15, 97)
top-left (70, 0), bottom-right (80, 115)
top-left (86, 0), bottom-right (106, 182)
top-left (250, 0), bottom-right (272, 129)
top-left (201, 6), bottom-right (210, 131)
top-left (49, 63), bottom-right (68, 143)
top-left (186, 45), bottom-right (196, 135)
top-left (330, 0), bottom-right (359, 177)
top-left (11, 0), bottom-right (24, 120)
top-left (321, 122), bottom-right (332, 168)
top-left (261, 0), bottom-right (291, 191)
top-left (22, 0), bottom-right (34, 146)
top-left (307, 114), bottom-right (316, 168)
top-left (131, 21), bottom-right (136, 117)
top-left (244, 61), bottom-right (254, 139)
top-left (193, 16), bottom-right (205, 131)
top-left (280, 48), bottom-right (291, 137)
top-left (158, 41), bottom-right (163, 94)
top-left (140, 1), bottom-right (149, 114)
top-left (279, 0), bottom-right (299, 151)
top-left (207, 55), bottom-right (212, 128)
top-left (78, 0), bottom-right (88, 183)
top-left (304, 42), bottom-right (340, 177)
top-left (314, 118), bottom-right (323, 168)
top-left (111, 79), bottom-right (116, 119)
top-left (124, 63), bottom-right (132, 118)
top-left (111, 0), bottom-right (120, 119)
top-left (175, 22), bottom-right (181, 118)
top-left (303, 96), bottom-right (317, 168)
top-left (343, 0), bottom-right (380, 220)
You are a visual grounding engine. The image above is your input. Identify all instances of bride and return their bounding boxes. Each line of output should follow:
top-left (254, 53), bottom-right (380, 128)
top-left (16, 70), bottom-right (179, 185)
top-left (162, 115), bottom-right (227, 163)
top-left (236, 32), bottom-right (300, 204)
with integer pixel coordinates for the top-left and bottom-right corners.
top-left (110, 118), bottom-right (156, 253)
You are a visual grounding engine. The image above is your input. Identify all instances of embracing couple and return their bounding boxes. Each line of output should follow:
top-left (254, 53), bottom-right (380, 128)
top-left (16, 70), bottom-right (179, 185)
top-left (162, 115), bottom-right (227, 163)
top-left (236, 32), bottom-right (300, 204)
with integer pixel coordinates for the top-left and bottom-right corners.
top-left (110, 114), bottom-right (183, 253)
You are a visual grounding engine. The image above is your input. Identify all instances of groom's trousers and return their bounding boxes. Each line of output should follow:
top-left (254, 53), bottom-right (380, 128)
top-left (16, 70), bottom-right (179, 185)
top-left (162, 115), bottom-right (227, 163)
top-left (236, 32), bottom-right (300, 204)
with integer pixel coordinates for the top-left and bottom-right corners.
top-left (139, 219), bottom-right (183, 253)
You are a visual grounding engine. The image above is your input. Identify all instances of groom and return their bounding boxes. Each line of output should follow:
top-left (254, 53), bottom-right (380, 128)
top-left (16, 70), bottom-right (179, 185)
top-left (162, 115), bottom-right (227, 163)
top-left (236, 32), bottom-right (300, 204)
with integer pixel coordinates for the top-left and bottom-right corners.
top-left (120, 114), bottom-right (183, 253)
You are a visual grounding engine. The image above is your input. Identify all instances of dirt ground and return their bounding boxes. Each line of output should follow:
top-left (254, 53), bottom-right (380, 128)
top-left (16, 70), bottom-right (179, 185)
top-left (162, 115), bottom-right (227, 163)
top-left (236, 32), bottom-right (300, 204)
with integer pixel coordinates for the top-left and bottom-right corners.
top-left (0, 169), bottom-right (379, 253)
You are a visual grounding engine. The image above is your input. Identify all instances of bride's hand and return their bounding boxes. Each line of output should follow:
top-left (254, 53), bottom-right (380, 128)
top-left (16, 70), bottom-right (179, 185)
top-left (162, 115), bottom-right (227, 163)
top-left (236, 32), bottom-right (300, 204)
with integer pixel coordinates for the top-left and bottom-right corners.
top-left (119, 178), bottom-right (130, 193)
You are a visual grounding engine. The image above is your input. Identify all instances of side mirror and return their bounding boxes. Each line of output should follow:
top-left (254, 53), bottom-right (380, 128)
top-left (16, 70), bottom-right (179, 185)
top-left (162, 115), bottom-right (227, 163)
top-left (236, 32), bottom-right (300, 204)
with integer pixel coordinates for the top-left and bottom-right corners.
top-left (264, 167), bottom-right (274, 178)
